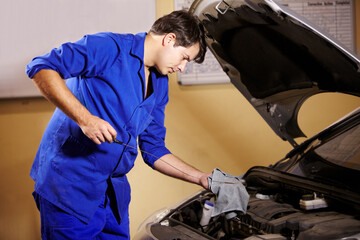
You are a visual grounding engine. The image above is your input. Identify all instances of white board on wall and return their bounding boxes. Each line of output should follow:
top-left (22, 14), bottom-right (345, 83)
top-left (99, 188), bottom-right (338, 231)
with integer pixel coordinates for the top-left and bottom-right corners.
top-left (0, 0), bottom-right (155, 98)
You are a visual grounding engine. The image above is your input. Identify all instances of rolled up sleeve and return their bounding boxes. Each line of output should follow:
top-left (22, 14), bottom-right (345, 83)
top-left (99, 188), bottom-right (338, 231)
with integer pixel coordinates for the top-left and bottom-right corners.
top-left (26, 33), bottom-right (120, 79)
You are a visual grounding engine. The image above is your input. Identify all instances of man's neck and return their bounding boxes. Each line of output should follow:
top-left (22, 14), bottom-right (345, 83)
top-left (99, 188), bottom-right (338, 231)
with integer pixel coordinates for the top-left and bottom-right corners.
top-left (144, 33), bottom-right (162, 70)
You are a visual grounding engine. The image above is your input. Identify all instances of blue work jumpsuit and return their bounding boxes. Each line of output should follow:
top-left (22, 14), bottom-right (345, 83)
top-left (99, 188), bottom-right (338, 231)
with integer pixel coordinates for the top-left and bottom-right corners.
top-left (26, 32), bottom-right (171, 238)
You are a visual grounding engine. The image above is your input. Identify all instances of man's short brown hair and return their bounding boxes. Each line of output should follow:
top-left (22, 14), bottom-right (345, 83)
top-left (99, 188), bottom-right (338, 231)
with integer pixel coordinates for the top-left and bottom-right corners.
top-left (149, 10), bottom-right (207, 64)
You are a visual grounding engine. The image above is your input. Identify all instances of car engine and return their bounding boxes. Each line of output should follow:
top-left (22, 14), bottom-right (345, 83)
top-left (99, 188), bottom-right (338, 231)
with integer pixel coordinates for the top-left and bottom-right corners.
top-left (156, 188), bottom-right (360, 240)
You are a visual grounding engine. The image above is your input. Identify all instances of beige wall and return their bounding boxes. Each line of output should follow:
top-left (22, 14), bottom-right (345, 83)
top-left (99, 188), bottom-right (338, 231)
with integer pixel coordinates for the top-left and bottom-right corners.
top-left (0, 1), bottom-right (359, 239)
top-left (0, 98), bottom-right (53, 239)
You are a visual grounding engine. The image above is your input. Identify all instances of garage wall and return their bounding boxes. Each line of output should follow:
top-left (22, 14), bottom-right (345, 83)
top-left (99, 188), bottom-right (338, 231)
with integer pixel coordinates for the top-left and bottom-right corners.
top-left (0, 0), bottom-right (359, 239)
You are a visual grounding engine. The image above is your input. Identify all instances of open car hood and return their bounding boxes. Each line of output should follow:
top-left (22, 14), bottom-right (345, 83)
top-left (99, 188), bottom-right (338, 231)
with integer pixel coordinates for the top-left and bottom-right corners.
top-left (190, 0), bottom-right (360, 147)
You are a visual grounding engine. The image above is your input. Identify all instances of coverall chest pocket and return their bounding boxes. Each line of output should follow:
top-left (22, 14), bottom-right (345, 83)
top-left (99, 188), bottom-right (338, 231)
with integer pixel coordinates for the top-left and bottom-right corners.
top-left (125, 104), bottom-right (154, 136)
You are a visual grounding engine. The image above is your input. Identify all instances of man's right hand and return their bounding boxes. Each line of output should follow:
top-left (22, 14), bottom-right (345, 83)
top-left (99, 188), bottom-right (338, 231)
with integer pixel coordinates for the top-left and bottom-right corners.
top-left (32, 69), bottom-right (117, 145)
top-left (79, 114), bottom-right (117, 145)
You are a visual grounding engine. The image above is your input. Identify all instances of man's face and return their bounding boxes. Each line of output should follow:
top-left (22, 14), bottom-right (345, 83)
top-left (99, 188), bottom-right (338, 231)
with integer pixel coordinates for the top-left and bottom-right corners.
top-left (155, 34), bottom-right (200, 75)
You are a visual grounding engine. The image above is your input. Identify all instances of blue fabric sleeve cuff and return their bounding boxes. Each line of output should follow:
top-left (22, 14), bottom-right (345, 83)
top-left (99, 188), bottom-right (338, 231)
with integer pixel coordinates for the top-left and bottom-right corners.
top-left (26, 61), bottom-right (60, 79)
top-left (142, 147), bottom-right (171, 169)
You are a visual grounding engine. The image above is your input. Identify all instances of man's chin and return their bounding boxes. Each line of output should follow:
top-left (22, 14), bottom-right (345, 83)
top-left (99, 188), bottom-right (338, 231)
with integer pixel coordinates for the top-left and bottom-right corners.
top-left (155, 67), bottom-right (170, 76)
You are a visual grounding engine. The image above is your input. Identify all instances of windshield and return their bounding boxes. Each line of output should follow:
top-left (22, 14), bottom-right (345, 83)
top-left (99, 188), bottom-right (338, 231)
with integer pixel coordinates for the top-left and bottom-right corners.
top-left (314, 124), bottom-right (360, 171)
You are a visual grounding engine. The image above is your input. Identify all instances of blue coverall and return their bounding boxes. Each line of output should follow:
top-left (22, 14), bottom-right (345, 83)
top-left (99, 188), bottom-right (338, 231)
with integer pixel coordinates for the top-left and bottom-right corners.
top-left (26, 32), bottom-right (172, 239)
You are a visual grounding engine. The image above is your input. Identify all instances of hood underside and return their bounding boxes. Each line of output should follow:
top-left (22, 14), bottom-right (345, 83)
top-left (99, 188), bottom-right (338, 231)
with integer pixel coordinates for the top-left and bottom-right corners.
top-left (190, 0), bottom-right (360, 146)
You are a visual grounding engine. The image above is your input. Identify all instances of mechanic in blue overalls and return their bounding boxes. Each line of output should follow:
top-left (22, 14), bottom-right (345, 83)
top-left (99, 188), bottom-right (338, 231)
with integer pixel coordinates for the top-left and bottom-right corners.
top-left (26, 10), bottom-right (211, 239)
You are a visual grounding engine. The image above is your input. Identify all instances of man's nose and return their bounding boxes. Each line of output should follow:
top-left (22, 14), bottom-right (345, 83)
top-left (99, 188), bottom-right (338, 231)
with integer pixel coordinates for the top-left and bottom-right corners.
top-left (177, 60), bottom-right (187, 73)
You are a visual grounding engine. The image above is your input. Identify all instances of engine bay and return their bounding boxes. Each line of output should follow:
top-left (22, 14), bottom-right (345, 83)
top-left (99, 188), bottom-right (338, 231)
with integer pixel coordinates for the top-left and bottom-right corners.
top-left (153, 188), bottom-right (360, 240)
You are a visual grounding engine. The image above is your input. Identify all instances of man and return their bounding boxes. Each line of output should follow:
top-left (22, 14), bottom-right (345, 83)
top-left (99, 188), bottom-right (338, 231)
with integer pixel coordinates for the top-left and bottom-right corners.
top-left (26, 10), bottom-right (210, 239)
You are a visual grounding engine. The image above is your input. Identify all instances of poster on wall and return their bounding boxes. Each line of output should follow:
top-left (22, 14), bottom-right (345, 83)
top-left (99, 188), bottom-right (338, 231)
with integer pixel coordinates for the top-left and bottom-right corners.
top-left (175, 0), bottom-right (355, 85)
top-left (276, 0), bottom-right (354, 51)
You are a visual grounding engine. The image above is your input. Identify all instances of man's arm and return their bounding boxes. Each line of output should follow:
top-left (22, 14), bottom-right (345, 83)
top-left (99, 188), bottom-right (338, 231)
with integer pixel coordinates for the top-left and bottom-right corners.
top-left (32, 69), bottom-right (117, 145)
top-left (153, 153), bottom-right (212, 189)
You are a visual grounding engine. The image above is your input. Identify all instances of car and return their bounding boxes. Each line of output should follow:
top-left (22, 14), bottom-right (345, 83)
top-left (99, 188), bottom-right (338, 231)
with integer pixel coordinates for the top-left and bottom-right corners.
top-left (133, 0), bottom-right (360, 239)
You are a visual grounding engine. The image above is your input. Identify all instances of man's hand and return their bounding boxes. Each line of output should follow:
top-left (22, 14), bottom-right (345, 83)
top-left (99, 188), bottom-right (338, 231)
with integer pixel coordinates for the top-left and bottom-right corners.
top-left (32, 69), bottom-right (117, 145)
top-left (199, 172), bottom-right (212, 190)
top-left (79, 115), bottom-right (117, 145)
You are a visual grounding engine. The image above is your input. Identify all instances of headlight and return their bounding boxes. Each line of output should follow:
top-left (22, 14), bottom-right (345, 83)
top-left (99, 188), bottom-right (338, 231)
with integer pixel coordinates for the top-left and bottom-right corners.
top-left (137, 208), bottom-right (171, 232)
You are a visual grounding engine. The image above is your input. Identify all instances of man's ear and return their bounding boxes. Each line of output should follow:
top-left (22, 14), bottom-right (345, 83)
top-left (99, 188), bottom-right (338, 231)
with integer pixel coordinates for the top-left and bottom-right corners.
top-left (163, 33), bottom-right (176, 46)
